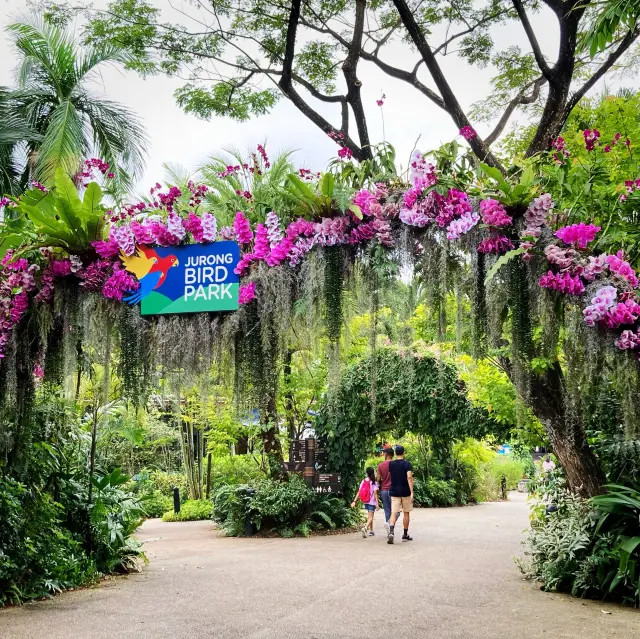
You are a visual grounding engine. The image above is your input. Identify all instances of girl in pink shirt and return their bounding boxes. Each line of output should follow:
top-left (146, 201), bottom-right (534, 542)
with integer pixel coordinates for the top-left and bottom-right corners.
top-left (351, 467), bottom-right (379, 537)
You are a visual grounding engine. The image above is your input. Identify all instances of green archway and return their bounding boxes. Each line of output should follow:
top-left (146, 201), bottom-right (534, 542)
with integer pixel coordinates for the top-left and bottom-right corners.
top-left (315, 347), bottom-right (504, 492)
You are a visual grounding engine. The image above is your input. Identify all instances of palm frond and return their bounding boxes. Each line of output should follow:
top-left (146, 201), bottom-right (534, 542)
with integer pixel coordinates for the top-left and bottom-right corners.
top-left (75, 43), bottom-right (137, 83)
top-left (77, 94), bottom-right (149, 193)
top-left (6, 19), bottom-right (148, 189)
top-left (0, 88), bottom-right (42, 146)
top-left (7, 20), bottom-right (77, 95)
top-left (163, 162), bottom-right (193, 187)
top-left (35, 99), bottom-right (84, 184)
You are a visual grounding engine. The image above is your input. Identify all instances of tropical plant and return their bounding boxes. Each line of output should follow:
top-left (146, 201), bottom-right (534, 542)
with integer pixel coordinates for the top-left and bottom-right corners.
top-left (212, 477), bottom-right (357, 537)
top-left (0, 87), bottom-right (42, 195)
top-left (199, 146), bottom-right (296, 225)
top-left (4, 19), bottom-right (147, 189)
top-left (161, 499), bottom-right (213, 522)
top-left (592, 485), bottom-right (640, 599)
top-left (4, 167), bottom-right (107, 258)
top-left (519, 476), bottom-right (640, 603)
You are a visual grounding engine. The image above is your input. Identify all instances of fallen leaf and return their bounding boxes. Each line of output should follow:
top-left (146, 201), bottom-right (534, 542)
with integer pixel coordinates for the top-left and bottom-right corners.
top-left (601, 610), bottom-right (612, 615)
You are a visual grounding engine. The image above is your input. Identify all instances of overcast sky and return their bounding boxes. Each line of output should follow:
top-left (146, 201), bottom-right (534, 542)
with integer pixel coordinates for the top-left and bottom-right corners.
top-left (0, 0), bottom-right (624, 191)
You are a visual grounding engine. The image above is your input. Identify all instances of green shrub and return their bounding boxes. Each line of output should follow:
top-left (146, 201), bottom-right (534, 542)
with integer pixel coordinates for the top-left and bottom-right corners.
top-left (0, 467), bottom-right (144, 606)
top-left (414, 478), bottom-right (457, 507)
top-left (162, 500), bottom-right (213, 522)
top-left (310, 495), bottom-right (361, 530)
top-left (518, 477), bottom-right (640, 604)
top-left (473, 455), bottom-right (525, 502)
top-left (0, 477), bottom-right (97, 605)
top-left (210, 455), bottom-right (266, 490)
top-left (212, 484), bottom-right (256, 536)
top-left (212, 477), bottom-right (358, 537)
top-left (141, 491), bottom-right (173, 518)
top-left (149, 470), bottom-right (189, 500)
top-left (451, 459), bottom-right (480, 504)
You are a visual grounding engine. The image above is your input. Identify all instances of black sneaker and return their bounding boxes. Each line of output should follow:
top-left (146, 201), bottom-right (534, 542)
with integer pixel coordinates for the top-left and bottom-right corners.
top-left (387, 532), bottom-right (394, 544)
top-left (402, 534), bottom-right (413, 541)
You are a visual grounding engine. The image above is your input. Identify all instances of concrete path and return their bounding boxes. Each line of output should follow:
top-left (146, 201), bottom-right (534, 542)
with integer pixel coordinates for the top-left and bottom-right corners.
top-left (1, 492), bottom-right (638, 638)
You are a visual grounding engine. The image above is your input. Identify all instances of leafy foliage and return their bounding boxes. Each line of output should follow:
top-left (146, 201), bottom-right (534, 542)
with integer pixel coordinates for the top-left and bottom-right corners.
top-left (4, 18), bottom-right (148, 189)
top-left (519, 476), bottom-right (640, 603)
top-left (212, 476), bottom-right (358, 537)
top-left (11, 168), bottom-right (106, 253)
top-left (161, 500), bottom-right (213, 522)
top-left (316, 347), bottom-right (504, 493)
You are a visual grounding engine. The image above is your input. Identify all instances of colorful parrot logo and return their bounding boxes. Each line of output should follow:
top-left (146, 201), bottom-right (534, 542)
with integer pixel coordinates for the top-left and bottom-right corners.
top-left (120, 245), bottom-right (179, 305)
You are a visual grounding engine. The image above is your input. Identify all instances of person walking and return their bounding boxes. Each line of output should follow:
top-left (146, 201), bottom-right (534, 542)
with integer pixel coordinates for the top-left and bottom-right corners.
top-left (376, 447), bottom-right (394, 533)
top-left (387, 445), bottom-right (413, 544)
top-left (352, 467), bottom-right (379, 538)
top-left (542, 455), bottom-right (556, 473)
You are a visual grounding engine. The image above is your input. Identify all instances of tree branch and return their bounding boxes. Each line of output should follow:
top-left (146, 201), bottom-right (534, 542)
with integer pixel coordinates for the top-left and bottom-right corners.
top-left (511, 0), bottom-right (554, 82)
top-left (299, 12), bottom-right (447, 110)
top-left (432, 8), bottom-right (510, 55)
top-left (484, 77), bottom-right (545, 147)
top-left (562, 26), bottom-right (640, 122)
top-left (342, 0), bottom-right (373, 158)
top-left (279, 0), bottom-right (364, 159)
top-left (391, 0), bottom-right (504, 171)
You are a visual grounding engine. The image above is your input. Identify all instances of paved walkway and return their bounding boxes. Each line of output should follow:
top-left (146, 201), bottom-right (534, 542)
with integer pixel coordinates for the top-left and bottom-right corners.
top-left (1, 493), bottom-right (638, 638)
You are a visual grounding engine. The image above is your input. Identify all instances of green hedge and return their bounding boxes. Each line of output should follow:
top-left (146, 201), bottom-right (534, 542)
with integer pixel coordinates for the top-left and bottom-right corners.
top-left (162, 500), bottom-right (214, 522)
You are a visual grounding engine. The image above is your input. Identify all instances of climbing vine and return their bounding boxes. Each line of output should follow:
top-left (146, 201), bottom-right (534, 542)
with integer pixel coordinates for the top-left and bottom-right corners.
top-left (315, 347), bottom-right (504, 493)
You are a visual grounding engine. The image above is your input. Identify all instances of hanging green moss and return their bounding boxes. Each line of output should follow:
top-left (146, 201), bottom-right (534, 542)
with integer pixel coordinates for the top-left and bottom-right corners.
top-left (324, 245), bottom-right (344, 344)
top-left (471, 252), bottom-right (487, 359)
top-left (118, 305), bottom-right (144, 403)
top-left (508, 259), bottom-right (533, 359)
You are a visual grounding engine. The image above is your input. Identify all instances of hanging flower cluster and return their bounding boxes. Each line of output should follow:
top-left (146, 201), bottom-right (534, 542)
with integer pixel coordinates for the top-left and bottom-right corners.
top-left (459, 126), bottom-right (477, 141)
top-left (0, 255), bottom-right (39, 356)
top-left (555, 223), bottom-right (601, 249)
top-left (584, 129), bottom-right (600, 152)
top-left (477, 236), bottom-right (514, 254)
top-left (480, 199), bottom-right (512, 227)
top-left (536, 217), bottom-right (640, 354)
top-left (76, 158), bottom-right (115, 186)
top-left (239, 281), bottom-right (256, 305)
top-left (6, 137), bottom-right (640, 363)
top-left (539, 271), bottom-right (585, 295)
top-left (551, 137), bottom-right (569, 163)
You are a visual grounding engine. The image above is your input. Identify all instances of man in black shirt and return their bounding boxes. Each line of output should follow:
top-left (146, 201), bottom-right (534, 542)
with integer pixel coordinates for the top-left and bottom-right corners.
top-left (387, 445), bottom-right (413, 544)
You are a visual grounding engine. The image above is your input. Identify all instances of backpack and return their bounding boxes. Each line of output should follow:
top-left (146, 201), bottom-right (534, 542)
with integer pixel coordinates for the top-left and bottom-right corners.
top-left (359, 479), bottom-right (372, 502)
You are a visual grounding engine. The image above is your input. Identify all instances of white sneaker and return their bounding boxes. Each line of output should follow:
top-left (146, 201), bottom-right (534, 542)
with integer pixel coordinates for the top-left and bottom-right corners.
top-left (384, 521), bottom-right (390, 535)
top-left (361, 526), bottom-right (368, 538)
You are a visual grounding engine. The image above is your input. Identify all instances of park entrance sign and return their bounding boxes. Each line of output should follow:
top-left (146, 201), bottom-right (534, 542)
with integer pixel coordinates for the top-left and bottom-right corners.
top-left (121, 241), bottom-right (240, 315)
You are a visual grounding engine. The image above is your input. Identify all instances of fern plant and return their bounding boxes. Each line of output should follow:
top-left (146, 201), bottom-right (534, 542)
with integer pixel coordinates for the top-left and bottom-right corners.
top-left (199, 146), bottom-right (296, 225)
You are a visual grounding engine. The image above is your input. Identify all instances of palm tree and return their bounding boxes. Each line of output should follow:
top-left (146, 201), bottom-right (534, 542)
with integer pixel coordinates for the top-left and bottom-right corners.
top-left (0, 87), bottom-right (42, 195)
top-left (4, 19), bottom-right (148, 190)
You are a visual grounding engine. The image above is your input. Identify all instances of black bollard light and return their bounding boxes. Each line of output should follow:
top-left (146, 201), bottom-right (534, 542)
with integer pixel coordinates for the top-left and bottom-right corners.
top-left (244, 488), bottom-right (256, 536)
top-left (173, 487), bottom-right (180, 514)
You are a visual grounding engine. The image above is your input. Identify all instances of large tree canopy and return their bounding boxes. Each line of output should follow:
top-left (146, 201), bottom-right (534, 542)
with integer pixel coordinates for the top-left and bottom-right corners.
top-left (80, 0), bottom-right (640, 167)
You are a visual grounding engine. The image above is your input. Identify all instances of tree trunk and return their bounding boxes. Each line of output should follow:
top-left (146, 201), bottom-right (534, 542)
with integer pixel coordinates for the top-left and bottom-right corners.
top-left (264, 394), bottom-right (285, 479)
top-left (283, 348), bottom-right (296, 439)
top-left (206, 452), bottom-right (212, 500)
top-left (525, 9), bottom-right (583, 156)
top-left (528, 362), bottom-right (606, 497)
